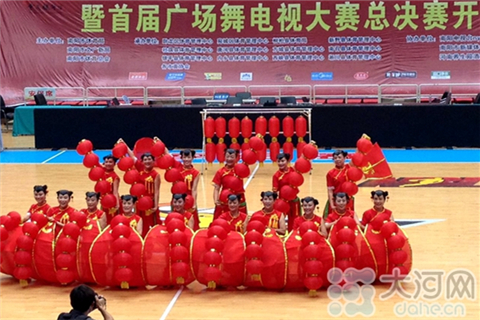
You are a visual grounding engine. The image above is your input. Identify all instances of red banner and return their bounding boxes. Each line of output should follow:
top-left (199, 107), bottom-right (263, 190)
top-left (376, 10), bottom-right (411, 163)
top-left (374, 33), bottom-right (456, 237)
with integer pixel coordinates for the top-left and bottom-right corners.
top-left (1, 0), bottom-right (479, 101)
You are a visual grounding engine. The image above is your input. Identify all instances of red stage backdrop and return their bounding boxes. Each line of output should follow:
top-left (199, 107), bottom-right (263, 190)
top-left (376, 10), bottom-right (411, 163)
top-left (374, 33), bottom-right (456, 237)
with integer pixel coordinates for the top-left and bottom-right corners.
top-left (1, 0), bottom-right (479, 101)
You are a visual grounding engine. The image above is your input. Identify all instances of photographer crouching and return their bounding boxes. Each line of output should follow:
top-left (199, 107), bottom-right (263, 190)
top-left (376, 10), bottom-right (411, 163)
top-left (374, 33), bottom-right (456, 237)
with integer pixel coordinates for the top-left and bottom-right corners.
top-left (58, 284), bottom-right (114, 320)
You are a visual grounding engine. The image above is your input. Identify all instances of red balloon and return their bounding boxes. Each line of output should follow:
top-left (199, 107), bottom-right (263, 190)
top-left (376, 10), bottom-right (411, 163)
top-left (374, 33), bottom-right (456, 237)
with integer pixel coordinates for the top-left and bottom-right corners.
top-left (7, 211), bottom-right (21, 226)
top-left (245, 244), bottom-right (263, 260)
top-left (280, 185), bottom-right (297, 201)
top-left (130, 183), bottom-right (146, 197)
top-left (170, 246), bottom-right (189, 261)
top-left (269, 141), bottom-right (280, 162)
top-left (167, 219), bottom-right (186, 233)
top-left (204, 251), bottom-right (222, 266)
top-left (101, 194), bottom-right (117, 209)
top-left (304, 276), bottom-right (323, 291)
top-left (151, 141), bottom-right (166, 157)
top-left (55, 253), bottom-right (75, 269)
top-left (269, 116), bottom-right (280, 137)
top-left (234, 163), bottom-right (250, 179)
top-left (249, 136), bottom-right (263, 151)
top-left (222, 175), bottom-right (243, 192)
top-left (274, 199), bottom-right (290, 213)
top-left (83, 153), bottom-right (100, 168)
top-left (14, 250), bottom-right (32, 265)
top-left (241, 117), bottom-right (253, 138)
top-left (204, 266), bottom-right (222, 282)
top-left (211, 219), bottom-right (231, 234)
top-left (228, 117), bottom-right (240, 138)
top-left (113, 252), bottom-right (133, 268)
top-left (184, 195), bottom-right (194, 210)
top-left (208, 225), bottom-right (228, 240)
top-left (389, 250), bottom-right (408, 265)
top-left (165, 168), bottom-right (183, 183)
top-left (118, 157), bottom-right (134, 171)
top-left (341, 181), bottom-right (359, 196)
top-left (95, 180), bottom-right (111, 194)
top-left (169, 230), bottom-right (188, 247)
top-left (215, 117), bottom-right (227, 138)
top-left (115, 267), bottom-right (133, 283)
top-left (22, 222), bottom-right (39, 236)
top-left (302, 144), bottom-right (318, 160)
top-left (246, 259), bottom-right (264, 275)
top-left (156, 154), bottom-right (175, 170)
top-left (304, 260), bottom-right (323, 275)
top-left (205, 142), bottom-right (216, 163)
top-left (347, 167), bottom-right (364, 182)
top-left (303, 244), bottom-right (322, 260)
top-left (63, 223), bottom-right (81, 239)
top-left (255, 116), bottom-right (267, 136)
top-left (387, 234), bottom-right (406, 250)
top-left (76, 139), bottom-right (93, 155)
top-left (171, 181), bottom-right (188, 194)
top-left (56, 237), bottom-right (77, 253)
top-left (337, 228), bottom-right (356, 244)
top-left (137, 196), bottom-right (153, 211)
top-left (302, 231), bottom-right (322, 247)
top-left (89, 166), bottom-right (105, 182)
top-left (351, 152), bottom-right (367, 167)
top-left (204, 117), bottom-right (215, 138)
top-left (245, 230), bottom-right (263, 245)
top-left (111, 224), bottom-right (132, 239)
top-left (336, 243), bottom-right (356, 259)
top-left (242, 149), bottom-right (258, 165)
top-left (16, 235), bottom-right (34, 251)
top-left (112, 143), bottom-right (128, 158)
top-left (381, 222), bottom-right (399, 238)
top-left (112, 237), bottom-right (132, 253)
top-left (357, 137), bottom-right (373, 154)
top-left (246, 220), bottom-right (265, 234)
top-left (216, 142), bottom-right (227, 163)
top-left (282, 116), bottom-right (294, 137)
top-left (294, 157), bottom-right (311, 174)
top-left (205, 237), bottom-right (224, 252)
top-left (13, 266), bottom-right (33, 280)
top-left (123, 169), bottom-right (140, 184)
top-left (299, 221), bottom-right (319, 236)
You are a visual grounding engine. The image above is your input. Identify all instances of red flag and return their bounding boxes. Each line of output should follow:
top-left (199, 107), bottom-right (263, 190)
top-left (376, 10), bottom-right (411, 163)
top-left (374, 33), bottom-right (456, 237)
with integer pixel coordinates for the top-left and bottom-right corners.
top-left (361, 143), bottom-right (393, 179)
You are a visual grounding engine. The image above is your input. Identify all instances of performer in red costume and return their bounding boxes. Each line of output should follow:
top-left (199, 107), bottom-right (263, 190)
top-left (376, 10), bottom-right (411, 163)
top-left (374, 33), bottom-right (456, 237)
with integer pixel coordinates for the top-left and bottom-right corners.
top-left (22, 185), bottom-right (51, 223)
top-left (325, 192), bottom-right (362, 230)
top-left (292, 197), bottom-right (327, 236)
top-left (121, 195), bottom-right (143, 235)
top-left (361, 190), bottom-right (394, 226)
top-left (47, 190), bottom-right (78, 235)
top-left (101, 154), bottom-right (120, 224)
top-left (272, 153), bottom-right (301, 232)
top-left (218, 194), bottom-right (247, 233)
top-left (325, 150), bottom-right (354, 217)
top-left (80, 192), bottom-right (107, 231)
top-left (212, 149), bottom-right (246, 219)
top-left (170, 193), bottom-right (195, 229)
top-left (246, 191), bottom-right (286, 235)
top-left (172, 149), bottom-right (200, 230)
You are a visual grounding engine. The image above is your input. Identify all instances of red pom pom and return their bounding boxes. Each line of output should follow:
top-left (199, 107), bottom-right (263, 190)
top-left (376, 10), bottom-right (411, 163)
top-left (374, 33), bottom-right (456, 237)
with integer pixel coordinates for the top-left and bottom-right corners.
top-left (76, 139), bottom-right (93, 155)
top-left (137, 196), bottom-right (153, 211)
top-left (165, 168), bottom-right (182, 183)
top-left (83, 153), bottom-right (100, 168)
top-left (95, 180), bottom-right (111, 194)
top-left (112, 143), bottom-right (128, 158)
top-left (118, 157), bottom-right (134, 171)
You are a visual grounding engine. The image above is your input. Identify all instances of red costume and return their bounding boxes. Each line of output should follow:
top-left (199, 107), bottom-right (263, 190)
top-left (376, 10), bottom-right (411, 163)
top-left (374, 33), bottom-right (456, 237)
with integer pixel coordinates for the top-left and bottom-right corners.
top-left (78, 208), bottom-right (105, 283)
top-left (325, 164), bottom-right (355, 214)
top-left (123, 213), bottom-right (142, 232)
top-left (272, 166), bottom-right (301, 232)
top-left (174, 160), bottom-right (200, 230)
top-left (27, 202), bottom-right (51, 217)
top-left (103, 169), bottom-right (120, 224)
top-left (138, 168), bottom-right (159, 236)
top-left (47, 206), bottom-right (77, 235)
top-left (251, 209), bottom-right (283, 230)
top-left (292, 214), bottom-right (323, 230)
top-left (218, 212), bottom-right (247, 232)
top-left (326, 209), bottom-right (355, 224)
top-left (212, 166), bottom-right (247, 219)
top-left (361, 208), bottom-right (393, 226)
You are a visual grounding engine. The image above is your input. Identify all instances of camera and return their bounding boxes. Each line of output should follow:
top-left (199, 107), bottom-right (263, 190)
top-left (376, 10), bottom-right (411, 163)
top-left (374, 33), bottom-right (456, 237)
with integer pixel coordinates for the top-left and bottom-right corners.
top-left (95, 294), bottom-right (107, 309)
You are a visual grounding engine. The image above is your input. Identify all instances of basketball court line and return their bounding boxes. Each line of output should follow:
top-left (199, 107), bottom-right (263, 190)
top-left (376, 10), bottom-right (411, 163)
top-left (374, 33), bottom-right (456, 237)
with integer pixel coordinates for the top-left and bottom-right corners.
top-left (41, 149), bottom-right (66, 164)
